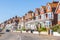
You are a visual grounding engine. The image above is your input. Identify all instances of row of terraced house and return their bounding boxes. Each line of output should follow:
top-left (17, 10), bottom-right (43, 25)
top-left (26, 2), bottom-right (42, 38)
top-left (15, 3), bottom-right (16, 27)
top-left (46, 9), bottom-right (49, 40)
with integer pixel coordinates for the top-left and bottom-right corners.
top-left (0, 1), bottom-right (60, 31)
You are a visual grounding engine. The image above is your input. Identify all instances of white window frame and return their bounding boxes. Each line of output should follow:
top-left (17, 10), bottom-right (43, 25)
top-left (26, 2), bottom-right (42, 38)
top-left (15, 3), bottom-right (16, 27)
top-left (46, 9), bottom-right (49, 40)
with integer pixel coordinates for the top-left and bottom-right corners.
top-left (41, 14), bottom-right (45, 20)
top-left (47, 12), bottom-right (53, 19)
top-left (36, 16), bottom-right (38, 19)
top-left (45, 21), bottom-right (51, 28)
top-left (58, 14), bottom-right (60, 21)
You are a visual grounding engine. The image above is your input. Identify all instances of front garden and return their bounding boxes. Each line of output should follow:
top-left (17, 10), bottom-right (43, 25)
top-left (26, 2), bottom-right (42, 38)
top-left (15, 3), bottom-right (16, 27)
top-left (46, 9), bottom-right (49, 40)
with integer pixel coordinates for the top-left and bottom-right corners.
top-left (52, 24), bottom-right (60, 33)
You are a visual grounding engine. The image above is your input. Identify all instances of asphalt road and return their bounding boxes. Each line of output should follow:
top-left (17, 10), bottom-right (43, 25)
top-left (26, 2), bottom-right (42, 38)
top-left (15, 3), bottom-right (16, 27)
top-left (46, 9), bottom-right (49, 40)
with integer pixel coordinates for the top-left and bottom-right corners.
top-left (0, 32), bottom-right (60, 40)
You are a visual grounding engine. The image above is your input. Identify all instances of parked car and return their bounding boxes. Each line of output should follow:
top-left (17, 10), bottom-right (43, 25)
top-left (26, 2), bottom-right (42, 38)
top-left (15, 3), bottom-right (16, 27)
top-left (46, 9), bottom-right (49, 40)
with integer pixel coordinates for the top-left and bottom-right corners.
top-left (6, 29), bottom-right (10, 32)
top-left (30, 30), bottom-right (34, 33)
top-left (0, 29), bottom-right (2, 32)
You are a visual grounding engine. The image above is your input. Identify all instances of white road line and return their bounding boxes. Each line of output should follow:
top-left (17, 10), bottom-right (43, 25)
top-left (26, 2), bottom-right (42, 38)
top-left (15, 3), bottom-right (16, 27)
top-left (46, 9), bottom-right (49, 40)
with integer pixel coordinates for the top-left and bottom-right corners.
top-left (20, 36), bottom-right (21, 40)
top-left (17, 34), bottom-right (22, 40)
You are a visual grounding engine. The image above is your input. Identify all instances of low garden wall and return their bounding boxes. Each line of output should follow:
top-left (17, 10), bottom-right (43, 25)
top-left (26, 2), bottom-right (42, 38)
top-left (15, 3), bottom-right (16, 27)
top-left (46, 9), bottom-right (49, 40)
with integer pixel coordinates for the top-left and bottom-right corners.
top-left (53, 32), bottom-right (60, 36)
top-left (12, 31), bottom-right (60, 36)
top-left (33, 31), bottom-right (48, 35)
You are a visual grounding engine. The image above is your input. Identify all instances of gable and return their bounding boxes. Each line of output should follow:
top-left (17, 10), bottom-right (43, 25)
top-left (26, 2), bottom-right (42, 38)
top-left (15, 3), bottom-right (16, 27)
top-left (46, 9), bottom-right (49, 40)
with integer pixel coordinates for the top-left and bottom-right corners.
top-left (35, 8), bottom-right (40, 16)
top-left (46, 3), bottom-right (52, 13)
top-left (40, 7), bottom-right (44, 14)
top-left (56, 3), bottom-right (60, 14)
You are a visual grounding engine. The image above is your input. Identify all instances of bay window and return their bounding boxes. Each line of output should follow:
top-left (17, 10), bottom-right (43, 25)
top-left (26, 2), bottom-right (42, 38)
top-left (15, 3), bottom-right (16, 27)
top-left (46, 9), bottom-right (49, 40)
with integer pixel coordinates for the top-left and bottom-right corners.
top-left (46, 12), bottom-right (53, 19)
top-left (45, 21), bottom-right (51, 28)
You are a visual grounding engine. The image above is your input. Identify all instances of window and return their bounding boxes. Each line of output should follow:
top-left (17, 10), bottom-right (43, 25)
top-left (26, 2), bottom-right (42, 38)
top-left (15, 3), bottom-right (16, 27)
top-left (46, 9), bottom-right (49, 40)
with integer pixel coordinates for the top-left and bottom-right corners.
top-left (58, 14), bottom-right (60, 21)
top-left (41, 14), bottom-right (45, 19)
top-left (45, 21), bottom-right (51, 27)
top-left (39, 15), bottom-right (41, 19)
top-left (52, 7), bottom-right (56, 13)
top-left (40, 7), bottom-right (44, 14)
top-left (48, 5), bottom-right (50, 10)
top-left (46, 14), bottom-right (48, 18)
top-left (36, 16), bottom-right (38, 19)
top-left (48, 12), bottom-right (53, 19)
top-left (48, 13), bottom-right (52, 19)
top-left (41, 8), bottom-right (44, 12)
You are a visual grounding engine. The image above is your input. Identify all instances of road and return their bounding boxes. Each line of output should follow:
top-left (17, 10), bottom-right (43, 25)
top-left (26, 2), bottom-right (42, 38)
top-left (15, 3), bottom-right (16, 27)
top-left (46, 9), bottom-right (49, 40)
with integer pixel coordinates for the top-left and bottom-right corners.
top-left (0, 32), bottom-right (60, 40)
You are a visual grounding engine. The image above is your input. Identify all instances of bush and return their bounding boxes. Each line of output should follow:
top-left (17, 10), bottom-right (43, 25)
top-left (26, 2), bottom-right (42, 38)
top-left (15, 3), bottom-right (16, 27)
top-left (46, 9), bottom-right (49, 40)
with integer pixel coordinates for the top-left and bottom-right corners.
top-left (22, 27), bottom-right (26, 31)
top-left (52, 24), bottom-right (60, 32)
top-left (40, 27), bottom-right (46, 31)
top-left (37, 27), bottom-right (47, 35)
top-left (37, 27), bottom-right (46, 32)
top-left (16, 28), bottom-right (20, 31)
top-left (37, 28), bottom-right (41, 32)
top-left (57, 29), bottom-right (60, 34)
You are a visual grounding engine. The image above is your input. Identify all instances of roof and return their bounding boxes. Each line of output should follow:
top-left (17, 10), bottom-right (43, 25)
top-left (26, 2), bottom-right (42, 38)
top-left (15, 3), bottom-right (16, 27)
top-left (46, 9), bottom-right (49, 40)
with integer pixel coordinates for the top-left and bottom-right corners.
top-left (49, 1), bottom-right (58, 8)
top-left (35, 8), bottom-right (40, 11)
top-left (40, 6), bottom-right (46, 13)
top-left (41, 6), bottom-right (46, 10)
top-left (28, 10), bottom-right (33, 13)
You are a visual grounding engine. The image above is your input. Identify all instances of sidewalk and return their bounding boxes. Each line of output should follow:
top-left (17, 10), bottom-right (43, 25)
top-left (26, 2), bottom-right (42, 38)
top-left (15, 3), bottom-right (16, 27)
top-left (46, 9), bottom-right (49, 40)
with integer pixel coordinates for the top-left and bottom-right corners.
top-left (12, 31), bottom-right (60, 36)
top-left (21, 33), bottom-right (60, 40)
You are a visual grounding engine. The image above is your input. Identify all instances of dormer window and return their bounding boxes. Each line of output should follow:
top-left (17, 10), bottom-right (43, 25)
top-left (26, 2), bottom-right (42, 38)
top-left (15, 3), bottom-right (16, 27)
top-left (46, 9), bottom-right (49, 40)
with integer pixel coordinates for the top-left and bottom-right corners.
top-left (40, 7), bottom-right (44, 12)
top-left (40, 7), bottom-right (44, 13)
top-left (48, 5), bottom-right (50, 10)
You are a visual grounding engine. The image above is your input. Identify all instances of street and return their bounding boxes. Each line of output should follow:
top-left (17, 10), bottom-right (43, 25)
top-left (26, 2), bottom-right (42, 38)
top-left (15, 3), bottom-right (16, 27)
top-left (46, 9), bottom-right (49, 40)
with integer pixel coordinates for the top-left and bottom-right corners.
top-left (0, 32), bottom-right (60, 40)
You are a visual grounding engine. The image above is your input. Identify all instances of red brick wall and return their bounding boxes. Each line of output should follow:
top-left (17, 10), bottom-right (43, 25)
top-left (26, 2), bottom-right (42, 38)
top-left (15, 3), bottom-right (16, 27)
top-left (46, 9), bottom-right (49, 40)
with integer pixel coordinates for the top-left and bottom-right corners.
top-left (56, 10), bottom-right (60, 14)
top-left (52, 14), bottom-right (58, 26)
top-left (28, 13), bottom-right (32, 19)
top-left (56, 4), bottom-right (60, 14)
top-left (58, 21), bottom-right (60, 24)
top-left (46, 4), bottom-right (52, 13)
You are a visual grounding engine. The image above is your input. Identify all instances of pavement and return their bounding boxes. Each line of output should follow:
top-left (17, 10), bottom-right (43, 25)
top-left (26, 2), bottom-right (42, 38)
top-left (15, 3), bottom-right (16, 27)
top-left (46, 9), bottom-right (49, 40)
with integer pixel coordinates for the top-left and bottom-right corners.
top-left (0, 32), bottom-right (60, 40)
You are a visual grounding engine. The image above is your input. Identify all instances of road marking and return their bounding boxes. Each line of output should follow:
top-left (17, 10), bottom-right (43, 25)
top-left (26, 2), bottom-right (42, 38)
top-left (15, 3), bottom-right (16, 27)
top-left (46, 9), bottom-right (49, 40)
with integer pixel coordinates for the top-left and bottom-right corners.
top-left (17, 34), bottom-right (22, 40)
top-left (20, 36), bottom-right (21, 40)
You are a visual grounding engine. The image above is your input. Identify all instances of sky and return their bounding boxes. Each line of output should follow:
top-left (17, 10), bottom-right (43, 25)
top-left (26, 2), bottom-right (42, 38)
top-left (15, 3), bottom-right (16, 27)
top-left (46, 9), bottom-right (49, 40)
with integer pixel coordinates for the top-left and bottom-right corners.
top-left (0, 0), bottom-right (59, 23)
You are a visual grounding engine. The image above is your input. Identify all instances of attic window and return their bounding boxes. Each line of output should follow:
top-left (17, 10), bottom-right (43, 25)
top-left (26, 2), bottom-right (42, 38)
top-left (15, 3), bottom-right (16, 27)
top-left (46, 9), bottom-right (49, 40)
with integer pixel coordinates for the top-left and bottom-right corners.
top-left (48, 5), bottom-right (50, 10)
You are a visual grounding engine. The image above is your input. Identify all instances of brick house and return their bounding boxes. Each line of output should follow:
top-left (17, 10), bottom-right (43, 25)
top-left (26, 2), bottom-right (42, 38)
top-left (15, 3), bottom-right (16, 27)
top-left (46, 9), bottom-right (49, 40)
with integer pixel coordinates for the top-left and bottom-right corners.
top-left (2, 1), bottom-right (60, 31)
top-left (25, 11), bottom-right (36, 30)
top-left (55, 1), bottom-right (60, 24)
